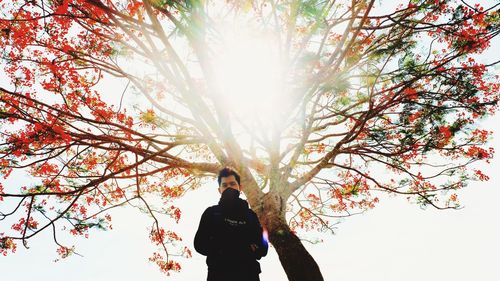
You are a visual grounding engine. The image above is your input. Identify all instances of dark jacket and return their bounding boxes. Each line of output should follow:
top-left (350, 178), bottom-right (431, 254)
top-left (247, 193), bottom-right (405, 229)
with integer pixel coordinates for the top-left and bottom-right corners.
top-left (194, 197), bottom-right (268, 275)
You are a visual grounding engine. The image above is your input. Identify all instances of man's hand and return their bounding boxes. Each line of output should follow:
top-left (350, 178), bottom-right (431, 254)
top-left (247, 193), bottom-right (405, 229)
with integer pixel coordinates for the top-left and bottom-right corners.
top-left (250, 243), bottom-right (259, 253)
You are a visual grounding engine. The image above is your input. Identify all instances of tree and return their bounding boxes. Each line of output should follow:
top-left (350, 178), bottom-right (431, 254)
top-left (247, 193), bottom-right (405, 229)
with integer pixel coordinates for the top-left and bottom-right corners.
top-left (0, 0), bottom-right (499, 280)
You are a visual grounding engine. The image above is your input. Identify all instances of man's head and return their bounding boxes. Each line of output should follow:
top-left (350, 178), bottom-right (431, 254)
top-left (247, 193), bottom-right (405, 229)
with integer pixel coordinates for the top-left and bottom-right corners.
top-left (218, 167), bottom-right (241, 194)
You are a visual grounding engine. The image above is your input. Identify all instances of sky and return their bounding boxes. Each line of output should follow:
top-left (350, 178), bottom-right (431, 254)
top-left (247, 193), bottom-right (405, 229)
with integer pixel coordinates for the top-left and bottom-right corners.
top-left (1, 0), bottom-right (500, 280)
top-left (1, 114), bottom-right (500, 281)
top-left (1, 126), bottom-right (499, 281)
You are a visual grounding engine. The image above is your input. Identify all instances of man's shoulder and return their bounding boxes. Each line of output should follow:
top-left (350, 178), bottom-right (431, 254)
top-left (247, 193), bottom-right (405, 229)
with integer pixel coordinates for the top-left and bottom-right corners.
top-left (203, 204), bottom-right (222, 214)
top-left (206, 204), bottom-right (220, 210)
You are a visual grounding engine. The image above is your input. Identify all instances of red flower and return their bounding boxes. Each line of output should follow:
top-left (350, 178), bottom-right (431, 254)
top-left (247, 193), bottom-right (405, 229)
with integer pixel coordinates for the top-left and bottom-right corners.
top-left (403, 88), bottom-right (418, 100)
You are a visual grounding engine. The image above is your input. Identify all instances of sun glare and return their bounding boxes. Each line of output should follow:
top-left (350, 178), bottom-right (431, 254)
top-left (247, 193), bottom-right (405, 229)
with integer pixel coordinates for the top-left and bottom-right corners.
top-left (212, 24), bottom-right (285, 128)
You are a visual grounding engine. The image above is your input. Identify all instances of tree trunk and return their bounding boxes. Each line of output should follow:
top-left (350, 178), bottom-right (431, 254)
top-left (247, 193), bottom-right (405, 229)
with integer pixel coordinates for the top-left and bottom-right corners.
top-left (256, 193), bottom-right (325, 281)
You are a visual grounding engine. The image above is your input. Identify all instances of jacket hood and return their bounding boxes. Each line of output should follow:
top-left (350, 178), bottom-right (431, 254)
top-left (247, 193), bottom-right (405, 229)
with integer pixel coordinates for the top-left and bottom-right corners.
top-left (218, 196), bottom-right (249, 219)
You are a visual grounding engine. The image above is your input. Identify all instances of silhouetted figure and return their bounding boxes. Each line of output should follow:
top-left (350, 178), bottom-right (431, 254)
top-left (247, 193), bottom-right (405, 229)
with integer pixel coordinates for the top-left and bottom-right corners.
top-left (194, 167), bottom-right (268, 281)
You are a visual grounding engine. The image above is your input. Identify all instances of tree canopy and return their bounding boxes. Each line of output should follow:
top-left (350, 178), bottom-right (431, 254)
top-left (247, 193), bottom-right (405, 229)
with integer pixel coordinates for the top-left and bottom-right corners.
top-left (1, 0), bottom-right (499, 280)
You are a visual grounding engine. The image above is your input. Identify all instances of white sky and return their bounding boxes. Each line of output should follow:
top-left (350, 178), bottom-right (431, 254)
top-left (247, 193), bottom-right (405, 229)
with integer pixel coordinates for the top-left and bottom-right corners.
top-left (1, 1), bottom-right (500, 280)
top-left (1, 125), bottom-right (500, 281)
top-left (1, 114), bottom-right (500, 281)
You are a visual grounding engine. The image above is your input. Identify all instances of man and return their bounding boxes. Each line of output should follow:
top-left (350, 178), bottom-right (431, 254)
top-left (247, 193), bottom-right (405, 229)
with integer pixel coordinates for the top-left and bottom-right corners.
top-left (194, 167), bottom-right (268, 281)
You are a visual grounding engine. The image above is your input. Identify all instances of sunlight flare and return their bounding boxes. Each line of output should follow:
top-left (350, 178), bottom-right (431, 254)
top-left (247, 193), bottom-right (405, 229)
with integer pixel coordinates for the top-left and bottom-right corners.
top-left (211, 23), bottom-right (285, 127)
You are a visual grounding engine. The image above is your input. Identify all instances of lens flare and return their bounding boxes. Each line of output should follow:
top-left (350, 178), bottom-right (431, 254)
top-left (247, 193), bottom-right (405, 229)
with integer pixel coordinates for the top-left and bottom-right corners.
top-left (211, 23), bottom-right (285, 129)
top-left (262, 228), bottom-right (269, 246)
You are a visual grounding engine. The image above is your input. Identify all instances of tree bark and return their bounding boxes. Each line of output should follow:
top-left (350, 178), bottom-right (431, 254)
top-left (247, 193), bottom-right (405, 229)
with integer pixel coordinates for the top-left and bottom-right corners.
top-left (255, 193), bottom-right (325, 281)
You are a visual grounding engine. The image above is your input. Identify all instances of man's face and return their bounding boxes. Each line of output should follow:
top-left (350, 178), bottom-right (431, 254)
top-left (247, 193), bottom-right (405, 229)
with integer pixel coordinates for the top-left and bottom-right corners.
top-left (218, 175), bottom-right (241, 194)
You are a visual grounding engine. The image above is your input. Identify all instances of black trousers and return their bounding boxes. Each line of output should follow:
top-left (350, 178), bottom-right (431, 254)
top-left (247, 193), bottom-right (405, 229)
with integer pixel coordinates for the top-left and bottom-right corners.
top-left (207, 271), bottom-right (260, 281)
